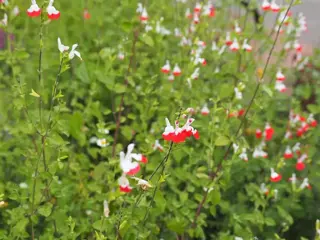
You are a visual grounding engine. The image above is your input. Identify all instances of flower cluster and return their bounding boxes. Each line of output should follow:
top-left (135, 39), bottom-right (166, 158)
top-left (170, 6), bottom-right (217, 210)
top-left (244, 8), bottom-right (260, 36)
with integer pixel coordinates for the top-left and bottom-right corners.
top-left (162, 118), bottom-right (199, 143)
top-left (27, 0), bottom-right (60, 20)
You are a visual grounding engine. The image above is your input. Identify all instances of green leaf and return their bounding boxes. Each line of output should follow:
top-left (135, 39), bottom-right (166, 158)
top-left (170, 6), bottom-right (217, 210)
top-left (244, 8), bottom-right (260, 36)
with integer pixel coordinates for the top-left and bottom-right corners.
top-left (208, 189), bottom-right (221, 205)
top-left (215, 136), bottom-right (230, 146)
top-left (119, 220), bottom-right (129, 236)
top-left (114, 83), bottom-right (126, 93)
top-left (141, 35), bottom-right (154, 47)
top-left (265, 217), bottom-right (276, 226)
top-left (38, 203), bottom-right (53, 217)
top-left (29, 89), bottom-right (40, 98)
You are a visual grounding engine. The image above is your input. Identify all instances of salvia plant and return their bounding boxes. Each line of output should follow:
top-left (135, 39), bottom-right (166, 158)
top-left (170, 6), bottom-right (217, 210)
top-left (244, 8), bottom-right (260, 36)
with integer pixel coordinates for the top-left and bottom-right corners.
top-left (0, 0), bottom-right (319, 239)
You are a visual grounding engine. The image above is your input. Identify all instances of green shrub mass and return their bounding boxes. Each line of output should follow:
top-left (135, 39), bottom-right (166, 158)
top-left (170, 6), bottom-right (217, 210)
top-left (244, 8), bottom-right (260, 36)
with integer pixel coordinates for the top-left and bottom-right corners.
top-left (0, 0), bottom-right (319, 239)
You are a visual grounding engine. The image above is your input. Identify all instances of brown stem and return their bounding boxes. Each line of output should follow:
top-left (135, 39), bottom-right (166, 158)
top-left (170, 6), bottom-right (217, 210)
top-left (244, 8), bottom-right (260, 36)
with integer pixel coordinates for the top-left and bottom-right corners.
top-left (112, 28), bottom-right (140, 157)
top-left (191, 0), bottom-right (294, 228)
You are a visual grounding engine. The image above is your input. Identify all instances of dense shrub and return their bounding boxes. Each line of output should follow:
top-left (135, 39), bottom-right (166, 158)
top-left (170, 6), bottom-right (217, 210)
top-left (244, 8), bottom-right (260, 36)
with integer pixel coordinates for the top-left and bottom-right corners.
top-left (0, 0), bottom-right (319, 239)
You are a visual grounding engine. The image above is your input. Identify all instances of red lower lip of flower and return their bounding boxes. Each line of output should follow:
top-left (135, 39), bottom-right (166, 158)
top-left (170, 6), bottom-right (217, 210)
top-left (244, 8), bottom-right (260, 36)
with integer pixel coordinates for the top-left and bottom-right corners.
top-left (311, 120), bottom-right (317, 127)
top-left (173, 72), bottom-right (181, 76)
top-left (209, 10), bottom-right (215, 17)
top-left (48, 12), bottom-right (60, 20)
top-left (193, 130), bottom-right (200, 140)
top-left (201, 112), bottom-right (209, 116)
top-left (141, 155), bottom-right (148, 164)
top-left (84, 11), bottom-right (91, 19)
top-left (161, 69), bottom-right (170, 74)
top-left (284, 153), bottom-right (293, 159)
top-left (238, 109), bottom-right (245, 117)
top-left (226, 41), bottom-right (232, 46)
top-left (126, 165), bottom-right (141, 175)
top-left (271, 8), bottom-right (279, 13)
top-left (162, 132), bottom-right (174, 141)
top-left (270, 175), bottom-right (282, 182)
top-left (140, 16), bottom-right (148, 21)
top-left (119, 185), bottom-right (132, 193)
top-left (296, 162), bottom-right (305, 171)
top-left (262, 6), bottom-right (270, 11)
top-left (27, 10), bottom-right (41, 17)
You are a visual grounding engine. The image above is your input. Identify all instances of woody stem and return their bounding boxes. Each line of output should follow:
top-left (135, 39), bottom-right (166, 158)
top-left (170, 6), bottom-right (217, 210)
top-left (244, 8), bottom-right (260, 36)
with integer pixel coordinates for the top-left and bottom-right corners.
top-left (191, 0), bottom-right (294, 228)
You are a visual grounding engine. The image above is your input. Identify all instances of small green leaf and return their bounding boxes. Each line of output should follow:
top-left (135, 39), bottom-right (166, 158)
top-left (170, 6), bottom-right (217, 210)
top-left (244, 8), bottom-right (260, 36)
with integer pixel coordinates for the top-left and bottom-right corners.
top-left (141, 35), bottom-right (154, 47)
top-left (38, 203), bottom-right (53, 217)
top-left (215, 136), bottom-right (230, 146)
top-left (208, 189), bottom-right (221, 205)
top-left (30, 89), bottom-right (40, 98)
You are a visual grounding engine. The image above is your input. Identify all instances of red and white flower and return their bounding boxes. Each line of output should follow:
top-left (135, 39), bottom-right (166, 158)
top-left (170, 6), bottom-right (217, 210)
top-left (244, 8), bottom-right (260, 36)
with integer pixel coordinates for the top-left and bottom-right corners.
top-left (296, 154), bottom-right (307, 171)
top-left (225, 32), bottom-right (232, 46)
top-left (300, 178), bottom-right (311, 190)
top-left (283, 146), bottom-right (293, 159)
top-left (255, 129), bottom-right (262, 139)
top-left (230, 38), bottom-right (239, 52)
top-left (152, 140), bottom-right (164, 152)
top-left (27, 0), bottom-right (41, 17)
top-left (203, 2), bottom-right (215, 17)
top-left (173, 64), bottom-right (182, 76)
top-left (120, 144), bottom-right (147, 175)
top-left (294, 40), bottom-right (302, 52)
top-left (140, 7), bottom-right (148, 23)
top-left (307, 114), bottom-right (317, 127)
top-left (118, 174), bottom-right (132, 193)
top-left (270, 0), bottom-right (280, 12)
top-left (185, 8), bottom-right (192, 19)
top-left (194, 2), bottom-right (201, 13)
top-left (201, 104), bottom-right (210, 116)
top-left (276, 69), bottom-right (285, 81)
top-left (193, 13), bottom-right (200, 24)
top-left (275, 81), bottom-right (287, 92)
top-left (270, 168), bottom-right (282, 182)
top-left (239, 148), bottom-right (248, 162)
top-left (47, 0), bottom-right (60, 20)
top-left (83, 9), bottom-right (91, 20)
top-left (161, 60), bottom-right (171, 74)
top-left (264, 123), bottom-right (274, 141)
top-left (262, 0), bottom-right (271, 11)
top-left (242, 39), bottom-right (252, 52)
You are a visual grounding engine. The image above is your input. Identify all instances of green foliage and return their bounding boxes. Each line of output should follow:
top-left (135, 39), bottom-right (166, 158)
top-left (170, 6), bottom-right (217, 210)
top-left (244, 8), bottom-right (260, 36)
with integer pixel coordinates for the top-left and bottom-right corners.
top-left (0, 0), bottom-right (319, 239)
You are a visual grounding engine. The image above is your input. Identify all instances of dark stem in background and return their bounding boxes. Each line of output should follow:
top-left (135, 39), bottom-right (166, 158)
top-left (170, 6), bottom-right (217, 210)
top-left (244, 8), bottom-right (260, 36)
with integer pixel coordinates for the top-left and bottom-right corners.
top-left (112, 28), bottom-right (140, 158)
top-left (191, 0), bottom-right (294, 229)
